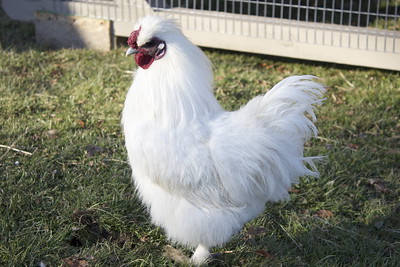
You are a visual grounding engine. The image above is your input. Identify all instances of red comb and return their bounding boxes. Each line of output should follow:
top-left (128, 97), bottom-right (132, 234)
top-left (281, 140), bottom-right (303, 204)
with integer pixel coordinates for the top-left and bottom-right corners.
top-left (127, 26), bottom-right (141, 49)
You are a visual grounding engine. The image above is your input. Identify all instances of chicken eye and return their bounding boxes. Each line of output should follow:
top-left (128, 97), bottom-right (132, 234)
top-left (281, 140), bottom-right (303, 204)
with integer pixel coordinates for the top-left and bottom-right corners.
top-left (142, 39), bottom-right (156, 48)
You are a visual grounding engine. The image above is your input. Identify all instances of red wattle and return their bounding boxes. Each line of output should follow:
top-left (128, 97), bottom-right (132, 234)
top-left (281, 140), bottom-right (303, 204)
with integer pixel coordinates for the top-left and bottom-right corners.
top-left (135, 53), bottom-right (155, 70)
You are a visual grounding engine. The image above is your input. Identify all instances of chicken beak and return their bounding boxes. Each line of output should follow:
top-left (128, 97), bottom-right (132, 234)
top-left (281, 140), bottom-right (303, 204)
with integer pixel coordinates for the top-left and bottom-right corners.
top-left (126, 47), bottom-right (139, 56)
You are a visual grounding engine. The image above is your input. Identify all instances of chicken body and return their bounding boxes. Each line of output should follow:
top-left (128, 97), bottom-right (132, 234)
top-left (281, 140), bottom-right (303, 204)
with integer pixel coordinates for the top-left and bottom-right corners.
top-left (122, 16), bottom-right (325, 265)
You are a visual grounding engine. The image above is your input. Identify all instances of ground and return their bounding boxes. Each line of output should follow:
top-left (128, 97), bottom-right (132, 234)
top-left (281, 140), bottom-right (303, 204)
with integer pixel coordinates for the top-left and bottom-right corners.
top-left (0, 6), bottom-right (399, 267)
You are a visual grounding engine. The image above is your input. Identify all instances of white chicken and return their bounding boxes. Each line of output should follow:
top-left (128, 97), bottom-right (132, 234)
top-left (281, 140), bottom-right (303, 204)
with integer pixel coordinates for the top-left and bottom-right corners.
top-left (122, 16), bottom-right (325, 265)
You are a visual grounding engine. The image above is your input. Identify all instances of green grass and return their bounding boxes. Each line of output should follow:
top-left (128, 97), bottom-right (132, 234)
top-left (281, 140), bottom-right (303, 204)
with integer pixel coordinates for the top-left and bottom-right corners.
top-left (1, 9), bottom-right (399, 267)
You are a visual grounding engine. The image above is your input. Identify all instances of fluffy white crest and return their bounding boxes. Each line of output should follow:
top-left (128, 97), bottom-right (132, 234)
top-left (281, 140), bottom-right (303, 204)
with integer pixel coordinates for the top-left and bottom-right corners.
top-left (133, 16), bottom-right (182, 46)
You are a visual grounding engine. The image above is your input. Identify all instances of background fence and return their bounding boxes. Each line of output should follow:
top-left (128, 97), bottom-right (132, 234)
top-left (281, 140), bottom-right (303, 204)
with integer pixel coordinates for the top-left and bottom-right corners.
top-left (3, 0), bottom-right (400, 70)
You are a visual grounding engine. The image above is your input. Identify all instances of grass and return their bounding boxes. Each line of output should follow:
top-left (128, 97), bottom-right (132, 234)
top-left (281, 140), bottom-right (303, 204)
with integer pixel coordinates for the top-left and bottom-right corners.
top-left (1, 7), bottom-right (399, 267)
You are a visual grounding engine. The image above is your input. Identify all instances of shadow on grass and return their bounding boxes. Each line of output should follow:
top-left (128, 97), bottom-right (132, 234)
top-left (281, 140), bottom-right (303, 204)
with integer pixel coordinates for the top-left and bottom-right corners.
top-left (206, 201), bottom-right (400, 266)
top-left (0, 5), bottom-right (38, 52)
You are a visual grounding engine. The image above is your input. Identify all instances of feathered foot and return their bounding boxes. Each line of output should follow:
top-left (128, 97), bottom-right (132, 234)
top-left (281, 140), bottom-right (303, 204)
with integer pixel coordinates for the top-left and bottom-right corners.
top-left (163, 245), bottom-right (190, 264)
top-left (191, 244), bottom-right (211, 266)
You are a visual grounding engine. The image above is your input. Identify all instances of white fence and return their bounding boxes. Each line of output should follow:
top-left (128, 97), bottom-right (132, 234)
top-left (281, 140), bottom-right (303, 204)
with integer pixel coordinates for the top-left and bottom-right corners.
top-left (3, 0), bottom-right (400, 70)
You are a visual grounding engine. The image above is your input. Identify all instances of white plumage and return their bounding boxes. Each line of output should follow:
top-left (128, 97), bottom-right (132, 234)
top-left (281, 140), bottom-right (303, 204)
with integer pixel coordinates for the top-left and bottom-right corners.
top-left (122, 16), bottom-right (325, 265)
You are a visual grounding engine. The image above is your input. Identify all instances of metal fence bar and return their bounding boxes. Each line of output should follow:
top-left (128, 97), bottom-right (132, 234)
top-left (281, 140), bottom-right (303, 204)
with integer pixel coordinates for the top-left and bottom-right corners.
top-left (394, 0), bottom-right (398, 53)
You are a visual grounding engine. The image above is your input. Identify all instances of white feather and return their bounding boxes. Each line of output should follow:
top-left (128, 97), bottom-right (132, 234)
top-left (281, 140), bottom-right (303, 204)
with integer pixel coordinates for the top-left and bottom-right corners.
top-left (122, 16), bottom-right (325, 265)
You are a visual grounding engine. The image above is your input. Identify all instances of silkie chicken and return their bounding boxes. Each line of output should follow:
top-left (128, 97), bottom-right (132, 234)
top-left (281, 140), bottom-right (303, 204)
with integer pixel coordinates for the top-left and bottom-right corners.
top-left (122, 16), bottom-right (325, 265)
